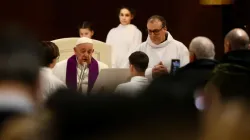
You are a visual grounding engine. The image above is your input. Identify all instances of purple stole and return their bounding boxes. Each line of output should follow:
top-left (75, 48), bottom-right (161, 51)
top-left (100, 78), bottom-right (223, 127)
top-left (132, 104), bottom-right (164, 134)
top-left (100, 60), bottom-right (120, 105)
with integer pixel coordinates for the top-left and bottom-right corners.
top-left (66, 55), bottom-right (99, 93)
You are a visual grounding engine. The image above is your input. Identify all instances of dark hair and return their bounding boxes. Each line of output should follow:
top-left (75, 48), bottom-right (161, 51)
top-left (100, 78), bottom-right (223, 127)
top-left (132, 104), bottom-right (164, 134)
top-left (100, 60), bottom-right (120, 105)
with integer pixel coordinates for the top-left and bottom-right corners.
top-left (41, 41), bottom-right (59, 67)
top-left (147, 15), bottom-right (167, 28)
top-left (129, 51), bottom-right (149, 73)
top-left (0, 24), bottom-right (42, 88)
top-left (118, 6), bottom-right (136, 17)
top-left (208, 63), bottom-right (250, 102)
top-left (79, 21), bottom-right (93, 31)
top-left (45, 77), bottom-right (199, 140)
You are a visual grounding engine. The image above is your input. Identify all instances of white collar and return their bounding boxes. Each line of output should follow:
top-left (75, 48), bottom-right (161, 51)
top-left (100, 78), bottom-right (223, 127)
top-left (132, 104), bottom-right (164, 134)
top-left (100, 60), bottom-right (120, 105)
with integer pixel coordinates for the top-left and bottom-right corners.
top-left (0, 90), bottom-right (34, 113)
top-left (130, 76), bottom-right (148, 82)
top-left (146, 32), bottom-right (174, 48)
top-left (41, 67), bottom-right (52, 73)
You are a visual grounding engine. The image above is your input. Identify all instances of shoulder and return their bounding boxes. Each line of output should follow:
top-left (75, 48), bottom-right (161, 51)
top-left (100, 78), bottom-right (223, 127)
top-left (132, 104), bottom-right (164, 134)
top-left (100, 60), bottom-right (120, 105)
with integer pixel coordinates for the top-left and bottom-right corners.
top-left (130, 24), bottom-right (141, 32)
top-left (54, 59), bottom-right (68, 68)
top-left (115, 82), bottom-right (130, 92)
top-left (138, 41), bottom-right (147, 50)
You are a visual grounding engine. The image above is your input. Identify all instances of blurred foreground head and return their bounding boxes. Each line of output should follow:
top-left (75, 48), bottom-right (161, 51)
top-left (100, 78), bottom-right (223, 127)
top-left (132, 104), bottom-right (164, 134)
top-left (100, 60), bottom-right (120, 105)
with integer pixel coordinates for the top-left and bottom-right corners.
top-left (45, 74), bottom-right (200, 140)
top-left (0, 25), bottom-right (43, 108)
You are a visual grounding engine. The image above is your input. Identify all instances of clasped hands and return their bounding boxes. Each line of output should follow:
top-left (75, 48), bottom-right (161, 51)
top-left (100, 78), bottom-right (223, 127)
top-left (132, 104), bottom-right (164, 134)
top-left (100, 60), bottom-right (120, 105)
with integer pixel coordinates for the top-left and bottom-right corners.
top-left (152, 61), bottom-right (168, 79)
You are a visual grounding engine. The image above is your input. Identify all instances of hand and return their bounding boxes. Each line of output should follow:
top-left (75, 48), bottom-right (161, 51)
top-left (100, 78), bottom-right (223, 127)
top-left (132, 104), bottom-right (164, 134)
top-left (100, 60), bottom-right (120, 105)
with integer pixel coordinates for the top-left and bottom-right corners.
top-left (152, 61), bottom-right (168, 79)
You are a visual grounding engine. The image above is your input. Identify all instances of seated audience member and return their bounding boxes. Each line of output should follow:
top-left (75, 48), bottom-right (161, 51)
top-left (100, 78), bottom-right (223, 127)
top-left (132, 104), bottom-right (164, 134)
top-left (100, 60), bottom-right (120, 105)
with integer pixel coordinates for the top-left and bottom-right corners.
top-left (79, 21), bottom-right (94, 39)
top-left (39, 41), bottom-right (66, 99)
top-left (224, 28), bottom-right (249, 53)
top-left (136, 15), bottom-right (189, 80)
top-left (221, 28), bottom-right (250, 67)
top-left (204, 61), bottom-right (250, 111)
top-left (45, 83), bottom-right (200, 140)
top-left (114, 51), bottom-right (149, 97)
top-left (176, 37), bottom-right (218, 97)
top-left (53, 37), bottom-right (108, 94)
top-left (0, 25), bottom-right (42, 130)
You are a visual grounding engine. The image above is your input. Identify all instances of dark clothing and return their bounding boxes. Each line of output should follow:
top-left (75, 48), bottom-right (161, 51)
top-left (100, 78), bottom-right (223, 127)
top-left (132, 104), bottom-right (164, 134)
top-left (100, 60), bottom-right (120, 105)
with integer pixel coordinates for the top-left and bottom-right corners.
top-left (175, 59), bottom-right (218, 88)
top-left (221, 50), bottom-right (250, 68)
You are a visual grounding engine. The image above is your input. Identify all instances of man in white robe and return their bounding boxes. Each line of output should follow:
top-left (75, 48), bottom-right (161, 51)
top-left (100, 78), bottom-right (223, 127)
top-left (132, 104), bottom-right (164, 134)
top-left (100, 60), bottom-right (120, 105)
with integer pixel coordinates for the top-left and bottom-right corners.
top-left (53, 37), bottom-right (108, 94)
top-left (136, 15), bottom-right (189, 80)
top-left (114, 51), bottom-right (149, 97)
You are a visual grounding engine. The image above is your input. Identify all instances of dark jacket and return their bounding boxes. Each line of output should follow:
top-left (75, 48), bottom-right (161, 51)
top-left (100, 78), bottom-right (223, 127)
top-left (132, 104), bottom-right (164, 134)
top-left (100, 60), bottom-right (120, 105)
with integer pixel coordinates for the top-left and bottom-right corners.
top-left (175, 59), bottom-right (218, 89)
top-left (221, 50), bottom-right (250, 68)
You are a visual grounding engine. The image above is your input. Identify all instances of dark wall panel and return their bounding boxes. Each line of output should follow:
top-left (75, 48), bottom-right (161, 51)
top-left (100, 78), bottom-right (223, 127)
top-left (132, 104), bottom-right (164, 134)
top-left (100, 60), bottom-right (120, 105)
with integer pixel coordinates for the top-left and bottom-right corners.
top-left (0, 0), bottom-right (224, 58)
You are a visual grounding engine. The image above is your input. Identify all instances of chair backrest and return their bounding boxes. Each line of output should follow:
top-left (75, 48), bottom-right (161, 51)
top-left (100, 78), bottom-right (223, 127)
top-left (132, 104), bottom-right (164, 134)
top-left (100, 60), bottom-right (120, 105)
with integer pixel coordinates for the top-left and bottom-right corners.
top-left (91, 68), bottom-right (131, 93)
top-left (51, 37), bottom-right (112, 67)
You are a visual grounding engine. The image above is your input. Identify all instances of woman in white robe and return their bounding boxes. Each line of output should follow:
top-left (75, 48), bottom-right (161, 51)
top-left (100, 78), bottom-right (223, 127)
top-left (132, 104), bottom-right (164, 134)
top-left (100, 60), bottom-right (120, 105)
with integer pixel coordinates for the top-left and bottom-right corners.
top-left (106, 7), bottom-right (142, 68)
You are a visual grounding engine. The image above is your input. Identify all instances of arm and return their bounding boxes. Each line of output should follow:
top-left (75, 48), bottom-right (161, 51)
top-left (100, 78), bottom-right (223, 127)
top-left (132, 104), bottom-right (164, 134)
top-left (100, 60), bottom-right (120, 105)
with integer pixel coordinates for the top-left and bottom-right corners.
top-left (128, 29), bottom-right (142, 54)
top-left (105, 29), bottom-right (116, 68)
top-left (179, 43), bottom-right (190, 67)
top-left (145, 68), bottom-right (153, 82)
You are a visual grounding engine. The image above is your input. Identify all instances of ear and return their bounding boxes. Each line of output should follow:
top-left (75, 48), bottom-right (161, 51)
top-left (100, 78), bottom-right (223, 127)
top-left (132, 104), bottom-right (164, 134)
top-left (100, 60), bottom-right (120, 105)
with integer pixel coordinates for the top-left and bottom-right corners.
top-left (92, 49), bottom-right (95, 53)
top-left (74, 47), bottom-right (77, 53)
top-left (91, 31), bottom-right (94, 36)
top-left (131, 15), bottom-right (134, 20)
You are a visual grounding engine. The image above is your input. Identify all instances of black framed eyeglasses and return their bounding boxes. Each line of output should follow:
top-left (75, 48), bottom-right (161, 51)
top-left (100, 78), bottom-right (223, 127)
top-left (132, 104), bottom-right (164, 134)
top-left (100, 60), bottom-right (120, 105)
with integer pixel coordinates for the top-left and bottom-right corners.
top-left (147, 27), bottom-right (164, 35)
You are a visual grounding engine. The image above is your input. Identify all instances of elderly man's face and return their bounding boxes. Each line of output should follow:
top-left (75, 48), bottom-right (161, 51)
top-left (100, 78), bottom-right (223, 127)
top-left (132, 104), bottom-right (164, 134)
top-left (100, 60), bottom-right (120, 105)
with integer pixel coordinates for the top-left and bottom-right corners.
top-left (147, 20), bottom-right (167, 45)
top-left (74, 43), bottom-right (94, 65)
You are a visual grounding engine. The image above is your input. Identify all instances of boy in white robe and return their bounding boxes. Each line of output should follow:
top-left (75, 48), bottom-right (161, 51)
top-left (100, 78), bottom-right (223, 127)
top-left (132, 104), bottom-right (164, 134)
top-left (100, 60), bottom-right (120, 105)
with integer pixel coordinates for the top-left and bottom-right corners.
top-left (115, 51), bottom-right (149, 97)
top-left (39, 41), bottom-right (66, 99)
top-left (53, 37), bottom-right (108, 94)
top-left (136, 15), bottom-right (189, 80)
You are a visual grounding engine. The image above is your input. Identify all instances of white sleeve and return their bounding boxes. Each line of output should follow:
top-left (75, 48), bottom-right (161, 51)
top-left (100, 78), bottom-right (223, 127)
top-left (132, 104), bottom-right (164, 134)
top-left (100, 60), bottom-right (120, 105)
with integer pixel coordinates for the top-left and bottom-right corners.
top-left (145, 68), bottom-right (153, 81)
top-left (105, 29), bottom-right (117, 68)
top-left (179, 44), bottom-right (190, 67)
top-left (128, 29), bottom-right (142, 54)
top-left (114, 85), bottom-right (122, 94)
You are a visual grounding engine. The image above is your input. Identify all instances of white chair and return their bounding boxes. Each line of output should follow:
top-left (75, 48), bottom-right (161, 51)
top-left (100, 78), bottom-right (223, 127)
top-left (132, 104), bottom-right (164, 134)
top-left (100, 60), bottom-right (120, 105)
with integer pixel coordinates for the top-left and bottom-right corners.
top-left (51, 37), bottom-right (112, 67)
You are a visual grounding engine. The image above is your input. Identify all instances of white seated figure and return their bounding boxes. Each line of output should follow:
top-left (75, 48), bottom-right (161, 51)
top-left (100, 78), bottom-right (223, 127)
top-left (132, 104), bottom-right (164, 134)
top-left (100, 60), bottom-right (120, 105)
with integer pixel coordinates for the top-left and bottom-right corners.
top-left (114, 51), bottom-right (150, 97)
top-left (53, 37), bottom-right (108, 94)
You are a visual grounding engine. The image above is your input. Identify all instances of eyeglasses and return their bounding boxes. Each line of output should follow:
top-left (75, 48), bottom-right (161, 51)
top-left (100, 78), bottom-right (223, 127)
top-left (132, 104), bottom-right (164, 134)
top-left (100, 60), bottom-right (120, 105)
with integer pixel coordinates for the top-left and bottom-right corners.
top-left (147, 27), bottom-right (164, 35)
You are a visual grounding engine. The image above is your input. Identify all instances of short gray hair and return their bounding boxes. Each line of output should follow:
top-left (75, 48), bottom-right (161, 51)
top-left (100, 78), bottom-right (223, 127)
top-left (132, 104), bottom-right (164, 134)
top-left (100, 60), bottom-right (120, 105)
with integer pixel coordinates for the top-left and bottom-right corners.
top-left (189, 36), bottom-right (215, 59)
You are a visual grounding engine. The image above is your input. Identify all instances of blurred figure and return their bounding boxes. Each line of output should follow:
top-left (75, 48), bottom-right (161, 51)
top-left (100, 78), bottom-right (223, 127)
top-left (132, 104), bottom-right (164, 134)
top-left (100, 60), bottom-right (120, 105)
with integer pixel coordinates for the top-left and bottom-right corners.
top-left (204, 62), bottom-right (250, 111)
top-left (202, 100), bottom-right (250, 140)
top-left (106, 6), bottom-right (142, 68)
top-left (79, 21), bottom-right (94, 38)
top-left (45, 83), bottom-right (200, 140)
top-left (224, 28), bottom-right (249, 53)
top-left (53, 37), bottom-right (108, 94)
top-left (114, 51), bottom-right (149, 97)
top-left (0, 25), bottom-right (42, 130)
top-left (39, 41), bottom-right (66, 100)
top-left (136, 15), bottom-right (189, 80)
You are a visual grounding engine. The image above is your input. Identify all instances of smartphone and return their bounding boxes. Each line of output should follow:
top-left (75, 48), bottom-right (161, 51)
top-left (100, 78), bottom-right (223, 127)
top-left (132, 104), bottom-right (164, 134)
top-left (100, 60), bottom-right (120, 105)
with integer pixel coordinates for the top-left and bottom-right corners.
top-left (170, 59), bottom-right (180, 75)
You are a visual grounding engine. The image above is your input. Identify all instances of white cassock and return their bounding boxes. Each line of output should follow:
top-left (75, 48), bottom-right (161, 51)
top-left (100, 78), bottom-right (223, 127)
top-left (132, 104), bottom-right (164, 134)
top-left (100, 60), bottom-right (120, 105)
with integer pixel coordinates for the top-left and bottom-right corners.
top-left (137, 32), bottom-right (190, 81)
top-left (53, 59), bottom-right (108, 94)
top-left (114, 76), bottom-right (149, 97)
top-left (106, 24), bottom-right (142, 68)
top-left (39, 67), bottom-right (66, 99)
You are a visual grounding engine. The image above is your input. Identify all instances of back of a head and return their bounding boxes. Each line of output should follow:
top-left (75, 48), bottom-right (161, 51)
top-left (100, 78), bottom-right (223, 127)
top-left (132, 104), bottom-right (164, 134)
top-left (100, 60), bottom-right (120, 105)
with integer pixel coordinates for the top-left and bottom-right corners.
top-left (225, 28), bottom-right (249, 51)
top-left (0, 25), bottom-right (42, 88)
top-left (41, 41), bottom-right (59, 67)
top-left (129, 51), bottom-right (149, 73)
top-left (189, 36), bottom-right (215, 59)
top-left (206, 62), bottom-right (250, 103)
top-left (45, 87), bottom-right (200, 140)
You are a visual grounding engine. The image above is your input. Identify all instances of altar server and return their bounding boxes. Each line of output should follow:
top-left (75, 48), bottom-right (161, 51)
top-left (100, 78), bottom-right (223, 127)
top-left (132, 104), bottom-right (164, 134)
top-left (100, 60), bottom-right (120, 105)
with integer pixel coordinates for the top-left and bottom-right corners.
top-left (106, 6), bottom-right (142, 68)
